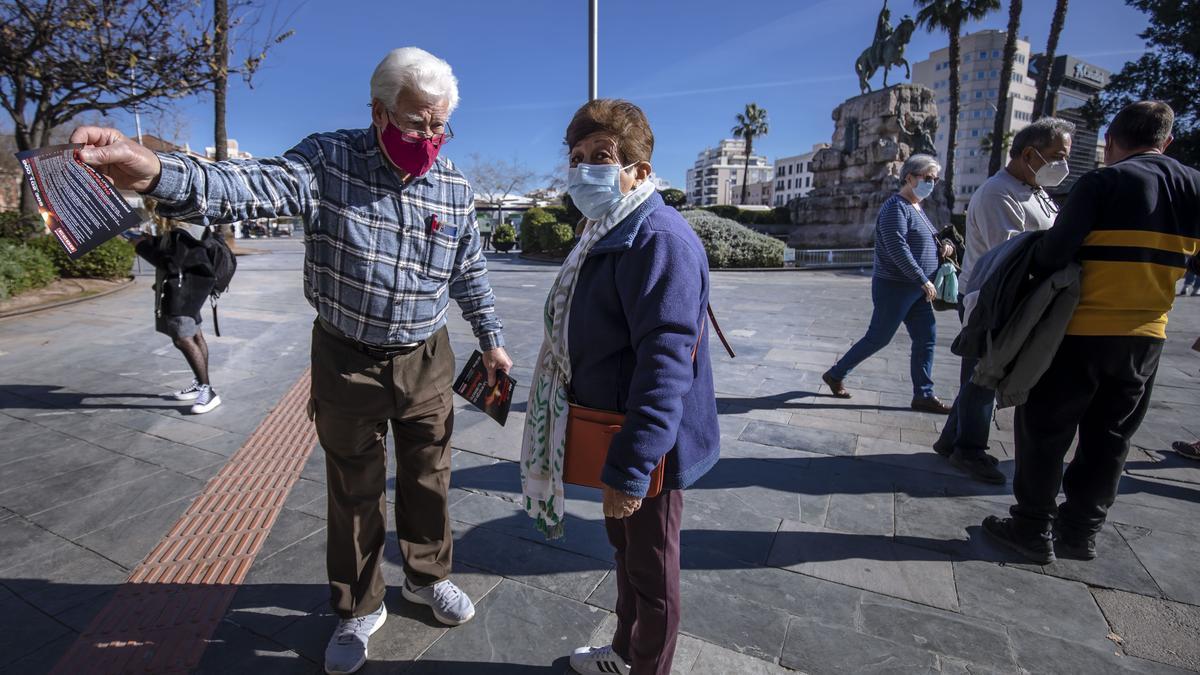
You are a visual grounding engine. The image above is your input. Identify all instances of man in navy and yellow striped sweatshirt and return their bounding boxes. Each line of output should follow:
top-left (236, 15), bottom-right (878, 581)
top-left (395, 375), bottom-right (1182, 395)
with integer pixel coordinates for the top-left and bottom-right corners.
top-left (984, 101), bottom-right (1200, 564)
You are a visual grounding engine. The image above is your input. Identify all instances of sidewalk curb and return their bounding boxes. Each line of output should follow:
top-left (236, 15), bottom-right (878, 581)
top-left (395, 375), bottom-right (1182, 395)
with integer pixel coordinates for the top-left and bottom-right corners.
top-left (0, 276), bottom-right (138, 320)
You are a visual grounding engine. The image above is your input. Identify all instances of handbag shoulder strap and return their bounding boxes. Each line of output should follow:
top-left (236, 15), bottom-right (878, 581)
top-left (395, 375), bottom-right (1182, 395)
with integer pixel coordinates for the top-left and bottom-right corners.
top-left (693, 303), bottom-right (736, 361)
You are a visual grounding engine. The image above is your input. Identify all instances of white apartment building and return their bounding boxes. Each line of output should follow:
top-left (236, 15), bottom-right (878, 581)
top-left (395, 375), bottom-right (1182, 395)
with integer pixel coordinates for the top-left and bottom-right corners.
top-left (912, 29), bottom-right (1038, 212)
top-left (685, 139), bottom-right (773, 207)
top-left (773, 143), bottom-right (829, 206)
top-left (205, 138), bottom-right (253, 160)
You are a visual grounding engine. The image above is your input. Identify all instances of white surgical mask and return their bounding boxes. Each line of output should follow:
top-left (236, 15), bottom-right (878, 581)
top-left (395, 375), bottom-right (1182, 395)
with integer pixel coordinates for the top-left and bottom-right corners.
top-left (1032, 149), bottom-right (1070, 187)
top-left (567, 163), bottom-right (637, 220)
top-left (912, 178), bottom-right (936, 201)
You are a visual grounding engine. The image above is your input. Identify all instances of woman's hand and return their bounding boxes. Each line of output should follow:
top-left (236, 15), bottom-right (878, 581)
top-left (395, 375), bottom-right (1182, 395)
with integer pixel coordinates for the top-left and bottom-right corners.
top-left (603, 486), bottom-right (643, 519)
top-left (941, 241), bottom-right (955, 259)
top-left (923, 280), bottom-right (938, 303)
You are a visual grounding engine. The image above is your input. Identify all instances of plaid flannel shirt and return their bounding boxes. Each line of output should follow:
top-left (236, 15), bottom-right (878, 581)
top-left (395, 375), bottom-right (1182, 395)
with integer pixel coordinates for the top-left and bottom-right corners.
top-left (148, 128), bottom-right (504, 350)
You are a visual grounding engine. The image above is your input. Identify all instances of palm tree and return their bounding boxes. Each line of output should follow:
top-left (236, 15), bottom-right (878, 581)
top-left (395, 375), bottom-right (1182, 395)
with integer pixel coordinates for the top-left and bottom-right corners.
top-left (980, 130), bottom-right (1014, 157)
top-left (1032, 0), bottom-right (1069, 120)
top-left (731, 103), bottom-right (769, 205)
top-left (989, 0), bottom-right (1022, 175)
top-left (915, 0), bottom-right (1001, 212)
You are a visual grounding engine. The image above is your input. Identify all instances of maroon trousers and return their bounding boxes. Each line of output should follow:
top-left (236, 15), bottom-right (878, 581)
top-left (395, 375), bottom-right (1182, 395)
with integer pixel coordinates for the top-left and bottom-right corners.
top-left (605, 489), bottom-right (683, 675)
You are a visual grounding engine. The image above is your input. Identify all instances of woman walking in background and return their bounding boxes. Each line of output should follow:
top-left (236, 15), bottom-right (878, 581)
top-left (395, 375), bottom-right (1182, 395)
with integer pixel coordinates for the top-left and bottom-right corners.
top-left (823, 153), bottom-right (956, 414)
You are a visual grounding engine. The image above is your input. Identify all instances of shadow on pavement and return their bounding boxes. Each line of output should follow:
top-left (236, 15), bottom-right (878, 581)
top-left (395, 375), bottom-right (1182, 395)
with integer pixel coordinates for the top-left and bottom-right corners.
top-left (0, 384), bottom-right (183, 411)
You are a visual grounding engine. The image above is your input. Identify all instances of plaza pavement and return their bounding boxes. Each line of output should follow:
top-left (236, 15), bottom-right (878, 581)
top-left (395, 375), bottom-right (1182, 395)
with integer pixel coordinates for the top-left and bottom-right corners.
top-left (1, 237), bottom-right (1198, 674)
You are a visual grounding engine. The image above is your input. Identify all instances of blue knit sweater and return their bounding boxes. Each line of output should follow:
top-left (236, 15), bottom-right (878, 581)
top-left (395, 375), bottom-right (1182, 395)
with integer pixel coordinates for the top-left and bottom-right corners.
top-left (873, 193), bottom-right (941, 284)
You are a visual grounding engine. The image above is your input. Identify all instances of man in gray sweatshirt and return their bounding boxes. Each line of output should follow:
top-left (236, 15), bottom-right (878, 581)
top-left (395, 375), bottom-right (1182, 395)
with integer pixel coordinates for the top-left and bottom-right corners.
top-left (933, 117), bottom-right (1075, 483)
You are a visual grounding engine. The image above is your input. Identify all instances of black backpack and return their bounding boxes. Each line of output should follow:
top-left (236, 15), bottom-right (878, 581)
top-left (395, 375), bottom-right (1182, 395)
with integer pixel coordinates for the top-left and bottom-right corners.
top-left (204, 231), bottom-right (237, 336)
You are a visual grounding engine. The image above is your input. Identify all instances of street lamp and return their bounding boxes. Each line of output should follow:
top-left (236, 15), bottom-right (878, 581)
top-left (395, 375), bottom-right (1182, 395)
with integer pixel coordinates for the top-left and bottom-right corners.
top-left (588, 0), bottom-right (598, 101)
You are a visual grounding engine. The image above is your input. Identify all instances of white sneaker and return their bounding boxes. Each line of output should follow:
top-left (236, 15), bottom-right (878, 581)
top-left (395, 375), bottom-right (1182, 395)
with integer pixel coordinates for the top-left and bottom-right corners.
top-left (570, 645), bottom-right (631, 675)
top-left (402, 578), bottom-right (475, 626)
top-left (189, 385), bottom-right (221, 414)
top-left (324, 603), bottom-right (387, 675)
top-left (173, 379), bottom-right (202, 401)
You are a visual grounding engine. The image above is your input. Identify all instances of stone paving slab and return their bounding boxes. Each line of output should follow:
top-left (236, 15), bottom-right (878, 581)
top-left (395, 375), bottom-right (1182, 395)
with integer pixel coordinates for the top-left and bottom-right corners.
top-left (2, 242), bottom-right (1198, 673)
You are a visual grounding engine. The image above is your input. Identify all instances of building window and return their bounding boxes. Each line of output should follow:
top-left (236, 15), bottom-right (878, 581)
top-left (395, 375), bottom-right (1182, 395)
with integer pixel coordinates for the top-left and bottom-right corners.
top-left (992, 49), bottom-right (1000, 58)
top-left (990, 69), bottom-right (998, 78)
top-left (971, 129), bottom-right (980, 137)
top-left (979, 50), bottom-right (987, 59)
top-left (975, 90), bottom-right (983, 99)
top-left (964, 54), bottom-right (971, 62)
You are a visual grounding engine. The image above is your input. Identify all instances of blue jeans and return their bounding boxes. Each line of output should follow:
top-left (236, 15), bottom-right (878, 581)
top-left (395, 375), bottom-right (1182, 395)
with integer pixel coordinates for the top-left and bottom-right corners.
top-left (829, 276), bottom-right (936, 399)
top-left (934, 296), bottom-right (996, 459)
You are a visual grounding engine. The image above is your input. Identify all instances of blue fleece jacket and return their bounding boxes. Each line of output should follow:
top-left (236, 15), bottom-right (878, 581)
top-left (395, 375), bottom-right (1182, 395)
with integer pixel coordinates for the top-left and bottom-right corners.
top-left (568, 192), bottom-right (721, 497)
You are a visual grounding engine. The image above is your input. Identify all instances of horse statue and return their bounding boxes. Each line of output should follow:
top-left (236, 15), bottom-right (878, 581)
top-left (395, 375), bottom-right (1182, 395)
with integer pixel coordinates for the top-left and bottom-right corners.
top-left (855, 4), bottom-right (916, 95)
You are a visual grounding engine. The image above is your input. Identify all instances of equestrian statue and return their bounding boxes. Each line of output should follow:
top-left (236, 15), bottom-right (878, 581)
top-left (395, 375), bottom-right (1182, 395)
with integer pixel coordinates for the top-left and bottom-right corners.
top-left (855, 0), bottom-right (916, 95)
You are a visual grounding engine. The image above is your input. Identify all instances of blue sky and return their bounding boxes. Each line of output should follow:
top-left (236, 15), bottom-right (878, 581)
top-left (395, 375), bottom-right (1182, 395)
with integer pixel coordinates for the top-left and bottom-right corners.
top-left (113, 0), bottom-right (1149, 188)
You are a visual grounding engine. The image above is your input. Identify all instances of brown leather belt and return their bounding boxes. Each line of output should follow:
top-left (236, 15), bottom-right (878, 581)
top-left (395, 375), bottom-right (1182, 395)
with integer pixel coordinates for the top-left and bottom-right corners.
top-left (317, 318), bottom-right (424, 361)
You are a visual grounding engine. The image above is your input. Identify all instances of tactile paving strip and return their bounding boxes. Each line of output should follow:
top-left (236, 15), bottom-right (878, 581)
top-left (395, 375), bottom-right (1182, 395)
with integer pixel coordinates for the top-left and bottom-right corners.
top-left (52, 369), bottom-right (318, 674)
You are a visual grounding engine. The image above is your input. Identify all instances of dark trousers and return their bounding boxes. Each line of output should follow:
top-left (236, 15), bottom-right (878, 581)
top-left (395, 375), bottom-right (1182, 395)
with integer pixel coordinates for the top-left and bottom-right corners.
top-left (936, 296), bottom-right (996, 458)
top-left (310, 320), bottom-right (456, 619)
top-left (829, 276), bottom-right (936, 398)
top-left (1011, 335), bottom-right (1161, 539)
top-left (606, 489), bottom-right (683, 675)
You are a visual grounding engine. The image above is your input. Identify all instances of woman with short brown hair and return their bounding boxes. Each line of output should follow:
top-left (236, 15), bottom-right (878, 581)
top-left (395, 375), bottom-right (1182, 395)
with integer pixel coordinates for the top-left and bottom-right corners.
top-left (520, 99), bottom-right (720, 675)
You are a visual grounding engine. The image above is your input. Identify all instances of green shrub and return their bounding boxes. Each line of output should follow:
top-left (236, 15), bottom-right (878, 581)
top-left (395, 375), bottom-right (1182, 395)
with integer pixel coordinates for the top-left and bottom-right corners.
top-left (660, 188), bottom-right (687, 209)
top-left (30, 235), bottom-right (136, 279)
top-left (493, 222), bottom-right (516, 246)
top-left (0, 240), bottom-right (58, 300)
top-left (682, 210), bottom-right (785, 269)
top-left (542, 205), bottom-right (569, 223)
top-left (520, 207), bottom-right (558, 253)
top-left (0, 211), bottom-right (45, 241)
top-left (704, 204), bottom-right (741, 220)
top-left (539, 222), bottom-right (576, 256)
top-left (771, 206), bottom-right (792, 224)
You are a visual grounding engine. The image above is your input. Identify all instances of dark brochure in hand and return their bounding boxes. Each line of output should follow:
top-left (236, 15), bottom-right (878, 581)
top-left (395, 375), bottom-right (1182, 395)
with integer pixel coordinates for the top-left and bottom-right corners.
top-left (453, 350), bottom-right (515, 426)
top-left (15, 144), bottom-right (141, 259)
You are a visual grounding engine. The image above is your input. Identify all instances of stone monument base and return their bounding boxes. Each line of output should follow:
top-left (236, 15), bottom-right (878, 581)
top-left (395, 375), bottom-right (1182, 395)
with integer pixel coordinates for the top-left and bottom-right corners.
top-left (788, 84), bottom-right (950, 249)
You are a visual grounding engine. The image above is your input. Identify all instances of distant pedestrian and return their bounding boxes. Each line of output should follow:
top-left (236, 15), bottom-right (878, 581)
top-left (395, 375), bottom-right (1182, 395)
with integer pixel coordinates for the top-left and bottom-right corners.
top-left (983, 101), bottom-right (1200, 565)
top-left (823, 153), bottom-right (956, 414)
top-left (133, 224), bottom-right (222, 414)
top-left (934, 117), bottom-right (1075, 484)
top-left (478, 219), bottom-right (493, 251)
top-left (1180, 255), bottom-right (1198, 296)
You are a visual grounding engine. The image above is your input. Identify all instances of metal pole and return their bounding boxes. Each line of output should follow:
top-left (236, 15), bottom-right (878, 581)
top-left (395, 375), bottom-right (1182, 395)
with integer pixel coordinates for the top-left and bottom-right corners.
top-left (588, 0), bottom-right (598, 100)
top-left (130, 63), bottom-right (143, 145)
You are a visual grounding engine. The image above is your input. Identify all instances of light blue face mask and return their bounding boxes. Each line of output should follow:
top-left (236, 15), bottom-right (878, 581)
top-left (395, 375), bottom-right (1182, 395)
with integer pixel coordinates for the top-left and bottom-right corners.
top-left (912, 177), bottom-right (936, 201)
top-left (567, 163), bottom-right (637, 220)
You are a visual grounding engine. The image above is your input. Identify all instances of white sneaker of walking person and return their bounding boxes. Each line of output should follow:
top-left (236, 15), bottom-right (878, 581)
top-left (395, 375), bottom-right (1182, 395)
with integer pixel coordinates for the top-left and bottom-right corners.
top-left (173, 379), bottom-right (202, 401)
top-left (570, 645), bottom-right (631, 674)
top-left (324, 603), bottom-right (387, 675)
top-left (189, 385), bottom-right (221, 414)
top-left (401, 578), bottom-right (475, 625)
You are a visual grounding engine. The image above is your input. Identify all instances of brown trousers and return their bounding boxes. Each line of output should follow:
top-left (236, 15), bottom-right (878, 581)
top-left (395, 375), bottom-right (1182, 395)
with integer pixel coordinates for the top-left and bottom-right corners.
top-left (606, 489), bottom-right (683, 675)
top-left (310, 320), bottom-right (455, 619)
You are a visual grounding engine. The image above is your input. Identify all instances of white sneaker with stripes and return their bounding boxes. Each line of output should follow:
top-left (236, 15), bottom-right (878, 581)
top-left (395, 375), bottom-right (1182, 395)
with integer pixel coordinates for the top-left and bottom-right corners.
top-left (570, 645), bottom-right (630, 674)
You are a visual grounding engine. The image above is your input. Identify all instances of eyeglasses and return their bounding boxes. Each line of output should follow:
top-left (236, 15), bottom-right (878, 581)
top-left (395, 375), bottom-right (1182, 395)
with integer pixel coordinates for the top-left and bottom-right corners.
top-left (918, 176), bottom-right (940, 184)
top-left (385, 110), bottom-right (454, 144)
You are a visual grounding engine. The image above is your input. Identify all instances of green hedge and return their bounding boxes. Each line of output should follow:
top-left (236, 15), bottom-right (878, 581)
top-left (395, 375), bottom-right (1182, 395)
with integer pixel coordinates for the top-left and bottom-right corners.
top-left (660, 188), bottom-right (686, 209)
top-left (540, 222), bottom-right (576, 255)
top-left (519, 207), bottom-right (559, 253)
top-left (0, 241), bottom-right (58, 300)
top-left (0, 211), bottom-right (45, 241)
top-left (493, 222), bottom-right (516, 245)
top-left (701, 205), bottom-right (790, 225)
top-left (681, 210), bottom-right (785, 269)
top-left (30, 235), bottom-right (136, 280)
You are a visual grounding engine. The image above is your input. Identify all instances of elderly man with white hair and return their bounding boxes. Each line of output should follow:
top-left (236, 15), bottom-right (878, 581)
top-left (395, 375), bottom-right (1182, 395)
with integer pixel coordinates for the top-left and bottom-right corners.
top-left (72, 47), bottom-right (511, 674)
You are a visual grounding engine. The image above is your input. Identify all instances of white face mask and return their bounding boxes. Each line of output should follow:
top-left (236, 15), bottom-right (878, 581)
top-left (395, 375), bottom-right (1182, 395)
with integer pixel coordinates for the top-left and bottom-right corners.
top-left (1032, 148), bottom-right (1070, 188)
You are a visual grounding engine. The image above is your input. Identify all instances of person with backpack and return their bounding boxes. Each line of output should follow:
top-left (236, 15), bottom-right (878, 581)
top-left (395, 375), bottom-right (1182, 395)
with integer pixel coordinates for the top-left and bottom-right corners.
top-left (133, 223), bottom-right (228, 414)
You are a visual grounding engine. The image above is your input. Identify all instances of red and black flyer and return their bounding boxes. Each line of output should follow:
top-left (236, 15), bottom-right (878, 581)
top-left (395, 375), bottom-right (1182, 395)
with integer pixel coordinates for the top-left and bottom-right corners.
top-left (452, 350), bottom-right (516, 426)
top-left (15, 144), bottom-right (141, 259)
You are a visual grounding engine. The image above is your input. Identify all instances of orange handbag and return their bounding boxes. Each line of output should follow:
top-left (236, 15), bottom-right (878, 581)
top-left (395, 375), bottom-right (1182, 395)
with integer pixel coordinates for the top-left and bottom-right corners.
top-left (562, 305), bottom-right (734, 498)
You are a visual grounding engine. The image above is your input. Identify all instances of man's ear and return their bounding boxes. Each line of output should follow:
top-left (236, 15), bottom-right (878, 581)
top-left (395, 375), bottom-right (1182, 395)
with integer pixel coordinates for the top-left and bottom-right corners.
top-left (1162, 135), bottom-right (1174, 152)
top-left (370, 100), bottom-right (388, 130)
top-left (635, 161), bottom-right (653, 182)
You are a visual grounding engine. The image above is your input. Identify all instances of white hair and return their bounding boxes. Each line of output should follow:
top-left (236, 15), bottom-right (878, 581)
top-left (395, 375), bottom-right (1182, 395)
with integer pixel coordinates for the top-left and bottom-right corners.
top-left (900, 153), bottom-right (941, 182)
top-left (370, 47), bottom-right (459, 113)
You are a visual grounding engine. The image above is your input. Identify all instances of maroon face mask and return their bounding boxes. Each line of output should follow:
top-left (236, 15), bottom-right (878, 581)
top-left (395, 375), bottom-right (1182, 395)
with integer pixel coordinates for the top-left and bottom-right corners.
top-left (378, 118), bottom-right (445, 177)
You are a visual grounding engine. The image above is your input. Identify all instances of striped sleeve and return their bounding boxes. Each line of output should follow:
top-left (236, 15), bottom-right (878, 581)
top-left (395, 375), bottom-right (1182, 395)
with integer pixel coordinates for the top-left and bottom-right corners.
top-left (877, 199), bottom-right (929, 283)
